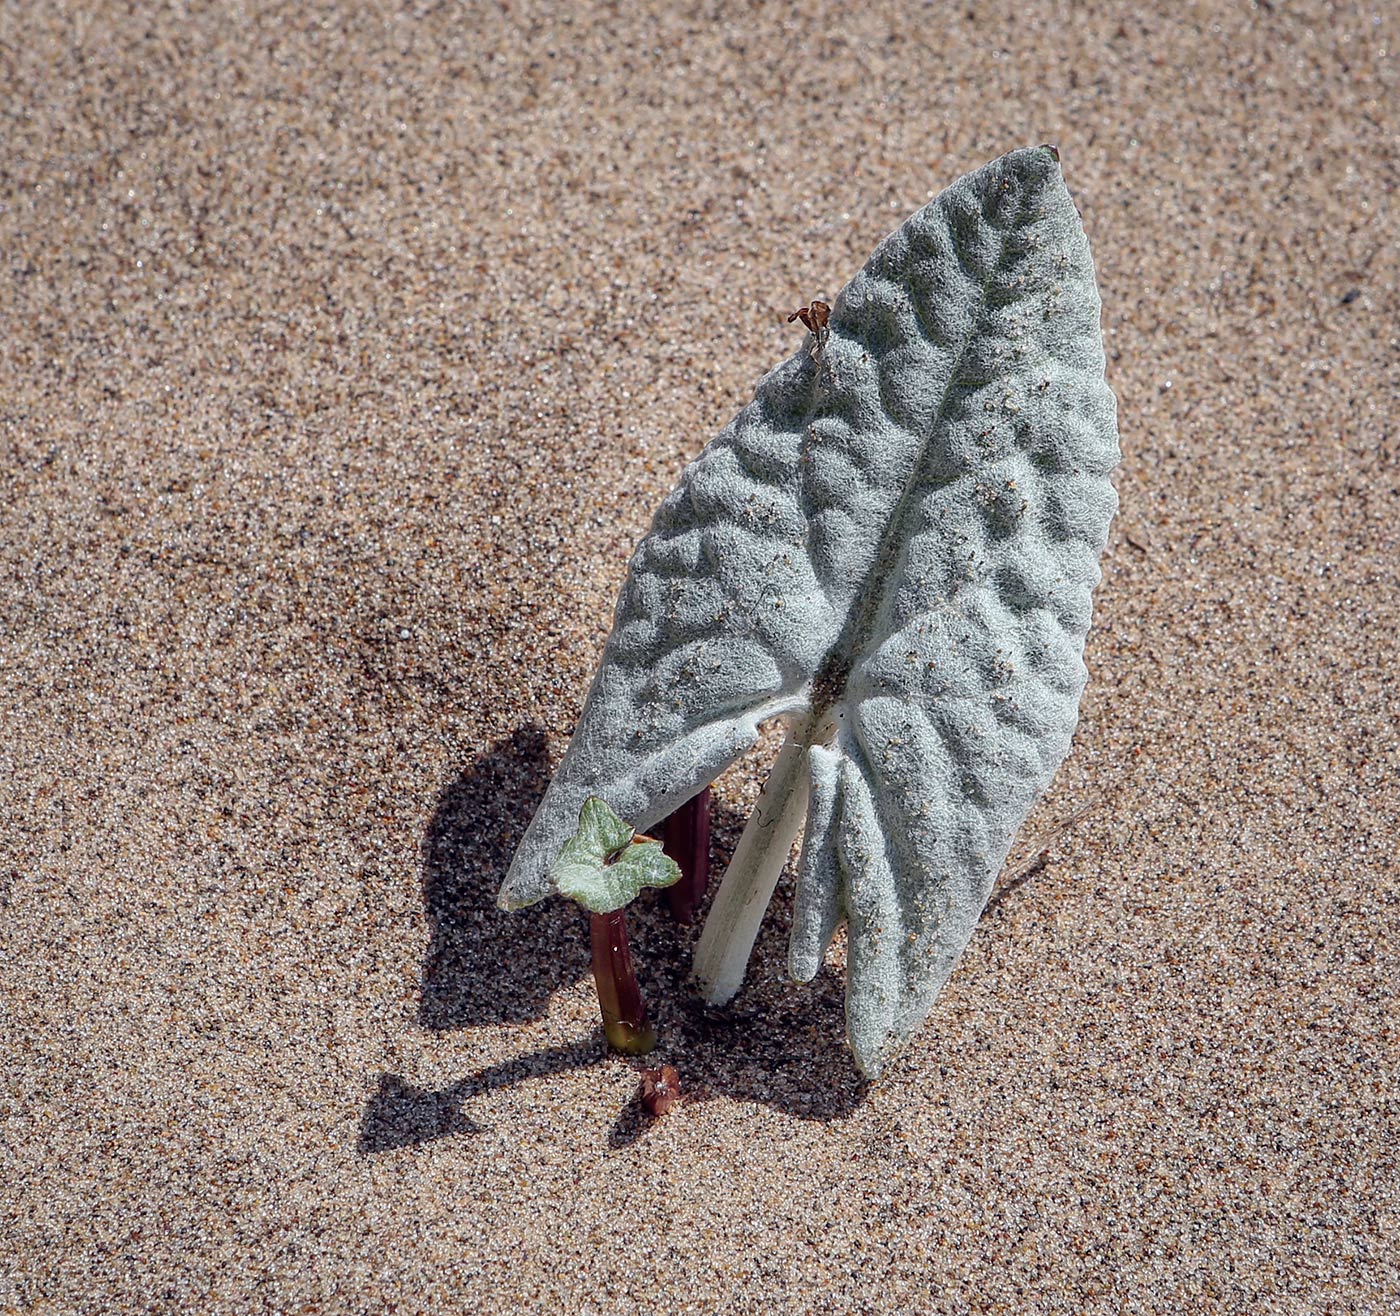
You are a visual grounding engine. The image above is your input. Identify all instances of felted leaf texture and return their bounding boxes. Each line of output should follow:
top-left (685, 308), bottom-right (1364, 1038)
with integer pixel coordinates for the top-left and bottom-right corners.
top-left (498, 146), bottom-right (1120, 1076)
top-left (551, 796), bottom-right (681, 915)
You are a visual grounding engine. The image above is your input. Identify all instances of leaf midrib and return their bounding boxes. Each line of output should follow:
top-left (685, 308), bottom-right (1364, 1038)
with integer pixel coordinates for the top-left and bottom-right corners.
top-left (807, 179), bottom-right (1035, 723)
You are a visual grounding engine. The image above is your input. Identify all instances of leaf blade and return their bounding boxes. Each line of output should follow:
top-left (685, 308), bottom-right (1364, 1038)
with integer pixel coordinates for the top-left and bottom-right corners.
top-left (501, 146), bottom-right (1120, 1073)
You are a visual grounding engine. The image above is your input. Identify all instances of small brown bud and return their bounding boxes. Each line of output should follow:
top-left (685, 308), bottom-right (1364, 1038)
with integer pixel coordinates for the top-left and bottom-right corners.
top-left (639, 1064), bottom-right (681, 1117)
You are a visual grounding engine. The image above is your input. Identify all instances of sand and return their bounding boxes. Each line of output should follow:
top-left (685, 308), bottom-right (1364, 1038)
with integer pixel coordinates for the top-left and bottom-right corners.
top-left (2, 2), bottom-right (1397, 1312)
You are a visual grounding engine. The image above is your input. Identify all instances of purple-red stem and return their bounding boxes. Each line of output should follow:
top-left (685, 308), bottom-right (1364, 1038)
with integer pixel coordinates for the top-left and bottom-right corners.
top-left (589, 908), bottom-right (656, 1055)
top-left (663, 786), bottom-right (711, 925)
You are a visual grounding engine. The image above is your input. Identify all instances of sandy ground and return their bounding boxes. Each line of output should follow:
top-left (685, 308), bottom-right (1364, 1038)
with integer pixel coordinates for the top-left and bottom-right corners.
top-left (2, 2), bottom-right (1397, 1312)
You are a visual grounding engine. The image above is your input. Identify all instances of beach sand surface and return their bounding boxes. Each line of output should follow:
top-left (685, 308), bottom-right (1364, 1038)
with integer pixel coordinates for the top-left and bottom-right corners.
top-left (2, 3), bottom-right (1396, 1312)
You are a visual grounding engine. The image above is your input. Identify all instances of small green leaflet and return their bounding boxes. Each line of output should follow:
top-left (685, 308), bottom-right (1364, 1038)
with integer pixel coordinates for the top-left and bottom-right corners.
top-left (551, 796), bottom-right (681, 915)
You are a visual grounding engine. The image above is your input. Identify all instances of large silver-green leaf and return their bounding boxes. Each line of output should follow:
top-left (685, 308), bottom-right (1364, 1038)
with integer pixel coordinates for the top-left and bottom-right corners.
top-left (497, 146), bottom-right (1119, 1076)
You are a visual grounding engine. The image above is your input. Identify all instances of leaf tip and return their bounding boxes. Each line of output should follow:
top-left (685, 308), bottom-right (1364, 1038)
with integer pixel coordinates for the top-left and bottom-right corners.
top-left (494, 875), bottom-right (534, 912)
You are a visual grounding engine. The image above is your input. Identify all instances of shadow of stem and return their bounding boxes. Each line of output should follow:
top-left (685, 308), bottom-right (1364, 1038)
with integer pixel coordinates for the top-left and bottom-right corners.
top-left (359, 1038), bottom-right (608, 1153)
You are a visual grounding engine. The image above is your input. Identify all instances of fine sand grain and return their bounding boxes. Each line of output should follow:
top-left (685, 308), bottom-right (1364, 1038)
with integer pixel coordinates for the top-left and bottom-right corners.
top-left (2, 3), bottom-right (1397, 1313)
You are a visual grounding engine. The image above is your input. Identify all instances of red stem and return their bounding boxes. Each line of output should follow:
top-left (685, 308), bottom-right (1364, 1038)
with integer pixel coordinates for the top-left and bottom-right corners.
top-left (663, 786), bottom-right (711, 925)
top-left (589, 908), bottom-right (656, 1055)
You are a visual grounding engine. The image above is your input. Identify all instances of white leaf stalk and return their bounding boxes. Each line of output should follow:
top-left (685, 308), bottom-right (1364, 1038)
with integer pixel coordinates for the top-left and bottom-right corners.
top-left (692, 728), bottom-right (811, 1005)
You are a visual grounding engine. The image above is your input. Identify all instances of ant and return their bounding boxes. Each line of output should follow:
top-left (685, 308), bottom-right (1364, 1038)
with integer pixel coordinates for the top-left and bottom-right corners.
top-left (787, 299), bottom-right (831, 357)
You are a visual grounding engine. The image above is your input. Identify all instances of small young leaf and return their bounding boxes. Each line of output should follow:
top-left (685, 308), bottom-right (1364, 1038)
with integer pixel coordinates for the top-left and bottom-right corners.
top-left (552, 796), bottom-right (681, 915)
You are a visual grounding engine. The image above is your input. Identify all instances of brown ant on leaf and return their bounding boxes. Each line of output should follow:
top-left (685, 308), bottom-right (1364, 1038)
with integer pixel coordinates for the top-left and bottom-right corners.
top-left (787, 299), bottom-right (831, 357)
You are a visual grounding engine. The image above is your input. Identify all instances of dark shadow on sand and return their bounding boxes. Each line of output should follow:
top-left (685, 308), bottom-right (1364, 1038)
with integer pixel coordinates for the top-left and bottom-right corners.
top-left (418, 724), bottom-right (586, 1029)
top-left (360, 723), bottom-right (884, 1154)
top-left (359, 1038), bottom-right (607, 1153)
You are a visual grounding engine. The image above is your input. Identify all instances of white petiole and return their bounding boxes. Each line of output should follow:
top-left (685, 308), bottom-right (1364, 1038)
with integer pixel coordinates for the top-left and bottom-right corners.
top-left (691, 726), bottom-right (813, 1005)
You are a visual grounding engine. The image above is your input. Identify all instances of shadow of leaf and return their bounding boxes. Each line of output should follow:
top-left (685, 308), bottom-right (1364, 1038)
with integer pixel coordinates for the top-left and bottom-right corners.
top-left (358, 1074), bottom-right (485, 1152)
top-left (419, 725), bottom-right (589, 1028)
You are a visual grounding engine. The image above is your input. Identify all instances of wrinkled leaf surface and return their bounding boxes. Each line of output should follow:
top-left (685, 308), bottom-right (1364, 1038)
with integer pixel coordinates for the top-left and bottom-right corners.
top-left (500, 146), bottom-right (1120, 1074)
